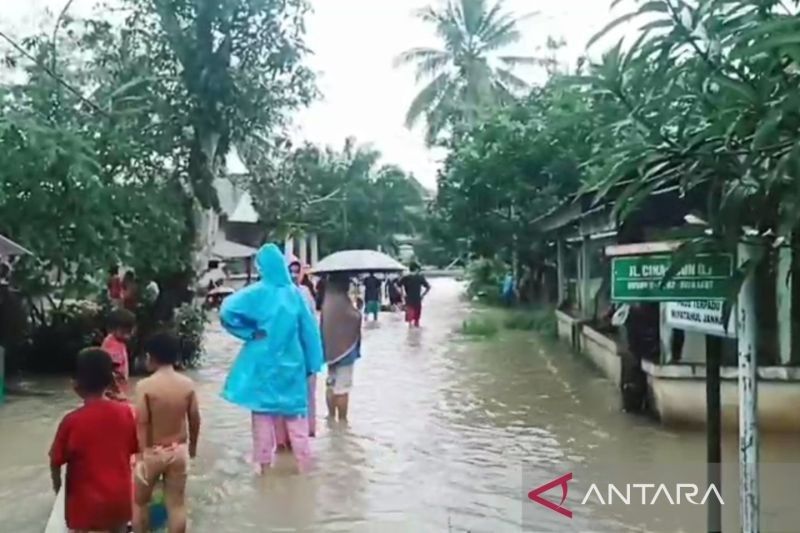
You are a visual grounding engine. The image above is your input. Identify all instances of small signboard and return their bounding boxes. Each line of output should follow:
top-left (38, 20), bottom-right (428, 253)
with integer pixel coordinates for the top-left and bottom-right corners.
top-left (665, 300), bottom-right (737, 338)
top-left (611, 253), bottom-right (733, 302)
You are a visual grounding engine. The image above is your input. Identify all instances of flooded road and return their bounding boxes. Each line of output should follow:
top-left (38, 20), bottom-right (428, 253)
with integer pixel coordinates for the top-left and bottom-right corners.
top-left (2, 278), bottom-right (799, 532)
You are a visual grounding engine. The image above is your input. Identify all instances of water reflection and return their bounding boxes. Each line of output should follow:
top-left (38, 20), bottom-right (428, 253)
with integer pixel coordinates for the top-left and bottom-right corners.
top-left (2, 278), bottom-right (800, 532)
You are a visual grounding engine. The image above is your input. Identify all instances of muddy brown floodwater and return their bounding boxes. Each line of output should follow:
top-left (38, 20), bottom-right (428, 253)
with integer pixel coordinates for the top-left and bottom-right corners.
top-left (1, 278), bottom-right (799, 532)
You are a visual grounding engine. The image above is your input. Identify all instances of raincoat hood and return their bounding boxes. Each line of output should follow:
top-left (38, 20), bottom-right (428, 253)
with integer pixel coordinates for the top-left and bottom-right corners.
top-left (218, 242), bottom-right (324, 416)
top-left (256, 244), bottom-right (292, 287)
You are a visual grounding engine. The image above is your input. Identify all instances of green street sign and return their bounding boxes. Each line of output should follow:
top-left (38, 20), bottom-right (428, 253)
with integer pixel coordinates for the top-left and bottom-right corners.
top-left (611, 253), bottom-right (734, 302)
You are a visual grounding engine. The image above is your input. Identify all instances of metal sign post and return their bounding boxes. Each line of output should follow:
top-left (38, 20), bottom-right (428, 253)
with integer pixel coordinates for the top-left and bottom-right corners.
top-left (0, 345), bottom-right (4, 405)
top-left (737, 243), bottom-right (759, 532)
top-left (607, 242), bottom-right (751, 533)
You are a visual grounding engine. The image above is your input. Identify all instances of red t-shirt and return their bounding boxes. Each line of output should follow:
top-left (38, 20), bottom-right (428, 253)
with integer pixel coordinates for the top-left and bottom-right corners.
top-left (107, 276), bottom-right (123, 299)
top-left (101, 334), bottom-right (130, 383)
top-left (49, 399), bottom-right (138, 530)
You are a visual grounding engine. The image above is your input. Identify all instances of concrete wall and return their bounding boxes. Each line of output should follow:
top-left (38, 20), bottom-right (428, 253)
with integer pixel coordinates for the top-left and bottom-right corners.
top-left (644, 362), bottom-right (800, 431)
top-left (580, 326), bottom-right (622, 387)
top-left (554, 309), bottom-right (800, 431)
top-left (556, 310), bottom-right (576, 345)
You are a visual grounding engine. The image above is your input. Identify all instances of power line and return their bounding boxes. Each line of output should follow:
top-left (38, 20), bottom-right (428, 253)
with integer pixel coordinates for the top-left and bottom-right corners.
top-left (0, 29), bottom-right (107, 116)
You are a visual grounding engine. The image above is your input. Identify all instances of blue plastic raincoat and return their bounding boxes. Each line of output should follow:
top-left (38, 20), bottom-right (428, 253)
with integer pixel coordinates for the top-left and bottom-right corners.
top-left (220, 244), bottom-right (324, 416)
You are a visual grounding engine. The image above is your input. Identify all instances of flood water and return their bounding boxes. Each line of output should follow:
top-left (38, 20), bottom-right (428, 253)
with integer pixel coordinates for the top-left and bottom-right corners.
top-left (2, 278), bottom-right (799, 532)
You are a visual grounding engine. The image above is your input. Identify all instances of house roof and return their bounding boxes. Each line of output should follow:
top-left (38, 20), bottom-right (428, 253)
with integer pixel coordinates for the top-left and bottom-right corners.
top-left (213, 178), bottom-right (242, 217)
top-left (212, 239), bottom-right (257, 259)
top-left (225, 146), bottom-right (249, 176)
top-left (229, 192), bottom-right (259, 223)
top-left (0, 234), bottom-right (32, 257)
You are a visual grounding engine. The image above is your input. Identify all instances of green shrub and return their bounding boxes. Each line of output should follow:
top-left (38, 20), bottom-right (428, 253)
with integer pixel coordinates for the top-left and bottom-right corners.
top-left (25, 299), bottom-right (105, 374)
top-left (460, 317), bottom-right (499, 337)
top-left (503, 313), bottom-right (538, 331)
top-left (174, 303), bottom-right (208, 368)
top-left (466, 257), bottom-right (507, 304)
top-left (503, 309), bottom-right (556, 337)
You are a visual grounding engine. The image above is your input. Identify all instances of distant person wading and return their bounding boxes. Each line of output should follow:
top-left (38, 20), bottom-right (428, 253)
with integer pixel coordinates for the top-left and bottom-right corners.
top-left (400, 262), bottom-right (430, 328)
top-left (363, 272), bottom-right (382, 322)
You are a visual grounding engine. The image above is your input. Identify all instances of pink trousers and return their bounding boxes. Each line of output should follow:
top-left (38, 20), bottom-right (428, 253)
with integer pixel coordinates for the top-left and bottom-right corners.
top-left (251, 413), bottom-right (311, 472)
top-left (275, 375), bottom-right (317, 447)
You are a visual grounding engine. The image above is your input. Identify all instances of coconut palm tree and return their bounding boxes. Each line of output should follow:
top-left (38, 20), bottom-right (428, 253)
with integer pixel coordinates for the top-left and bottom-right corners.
top-left (395, 0), bottom-right (535, 145)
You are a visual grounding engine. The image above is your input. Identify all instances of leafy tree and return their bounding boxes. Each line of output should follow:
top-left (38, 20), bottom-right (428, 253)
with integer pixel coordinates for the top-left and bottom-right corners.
top-left (0, 0), bottom-right (316, 317)
top-left (395, 0), bottom-right (535, 145)
top-left (583, 0), bottom-right (800, 284)
top-left (434, 77), bottom-right (596, 268)
top-left (244, 138), bottom-right (427, 255)
top-left (123, 0), bottom-right (317, 210)
top-left (0, 27), bottom-right (190, 321)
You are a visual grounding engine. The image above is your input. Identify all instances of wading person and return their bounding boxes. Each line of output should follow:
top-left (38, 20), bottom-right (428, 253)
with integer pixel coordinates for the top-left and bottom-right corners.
top-left (49, 348), bottom-right (138, 533)
top-left (101, 308), bottom-right (136, 397)
top-left (362, 272), bottom-right (382, 322)
top-left (279, 259), bottom-right (320, 444)
top-left (121, 270), bottom-right (139, 312)
top-left (220, 244), bottom-right (323, 474)
top-left (133, 332), bottom-right (201, 533)
top-left (501, 270), bottom-right (515, 307)
top-left (387, 276), bottom-right (403, 311)
top-left (401, 262), bottom-right (430, 328)
top-left (107, 265), bottom-right (123, 306)
top-left (321, 273), bottom-right (362, 422)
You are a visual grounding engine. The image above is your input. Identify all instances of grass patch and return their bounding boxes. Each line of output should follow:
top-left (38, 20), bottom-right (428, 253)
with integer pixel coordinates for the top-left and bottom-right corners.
top-left (458, 306), bottom-right (556, 340)
top-left (502, 308), bottom-right (556, 337)
top-left (460, 317), bottom-right (500, 338)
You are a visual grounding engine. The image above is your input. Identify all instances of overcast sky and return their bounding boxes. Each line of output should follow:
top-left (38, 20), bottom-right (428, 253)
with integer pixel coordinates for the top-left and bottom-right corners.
top-left (2, 0), bottom-right (632, 188)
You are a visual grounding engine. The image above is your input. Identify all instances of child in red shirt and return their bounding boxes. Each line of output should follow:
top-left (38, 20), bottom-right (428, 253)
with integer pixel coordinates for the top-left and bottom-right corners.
top-left (101, 309), bottom-right (136, 397)
top-left (49, 348), bottom-right (139, 532)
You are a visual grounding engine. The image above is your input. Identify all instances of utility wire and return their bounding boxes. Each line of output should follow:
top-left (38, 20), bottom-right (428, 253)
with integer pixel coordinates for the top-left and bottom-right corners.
top-left (0, 29), bottom-right (107, 116)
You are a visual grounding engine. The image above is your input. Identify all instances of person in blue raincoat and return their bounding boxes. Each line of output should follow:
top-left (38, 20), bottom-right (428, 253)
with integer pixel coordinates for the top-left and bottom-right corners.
top-left (219, 244), bottom-right (324, 474)
top-left (501, 270), bottom-right (516, 306)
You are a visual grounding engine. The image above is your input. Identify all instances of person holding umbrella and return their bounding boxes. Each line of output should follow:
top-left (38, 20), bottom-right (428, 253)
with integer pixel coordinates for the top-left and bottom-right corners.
top-left (321, 273), bottom-right (362, 422)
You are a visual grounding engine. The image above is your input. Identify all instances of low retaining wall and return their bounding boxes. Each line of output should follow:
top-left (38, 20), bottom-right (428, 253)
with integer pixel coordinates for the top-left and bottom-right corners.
top-left (580, 325), bottom-right (622, 387)
top-left (552, 310), bottom-right (800, 431)
top-left (643, 362), bottom-right (800, 432)
top-left (555, 310), bottom-right (577, 346)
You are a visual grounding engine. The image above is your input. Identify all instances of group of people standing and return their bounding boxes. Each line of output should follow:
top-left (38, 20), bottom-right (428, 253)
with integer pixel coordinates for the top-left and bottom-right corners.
top-left (107, 266), bottom-right (160, 312)
top-left (47, 244), bottom-right (431, 532)
top-left (219, 244), bottom-right (367, 474)
top-left (107, 266), bottom-right (139, 311)
top-left (50, 309), bottom-right (200, 532)
top-left (220, 249), bottom-right (433, 474)
top-left (360, 262), bottom-right (431, 327)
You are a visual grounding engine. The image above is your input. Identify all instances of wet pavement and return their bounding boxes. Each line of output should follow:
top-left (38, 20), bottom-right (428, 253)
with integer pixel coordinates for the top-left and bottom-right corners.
top-left (1, 278), bottom-right (799, 532)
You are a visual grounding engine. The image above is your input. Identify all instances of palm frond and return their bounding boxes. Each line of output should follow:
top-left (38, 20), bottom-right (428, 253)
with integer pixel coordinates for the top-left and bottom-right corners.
top-left (498, 55), bottom-right (540, 67)
top-left (405, 72), bottom-right (452, 129)
top-left (490, 80), bottom-right (516, 106)
top-left (425, 79), bottom-right (462, 145)
top-left (461, 0), bottom-right (488, 37)
top-left (479, 19), bottom-right (522, 52)
top-left (436, 2), bottom-right (467, 52)
top-left (496, 68), bottom-right (528, 92)
top-left (393, 47), bottom-right (448, 69)
top-left (475, 1), bottom-right (505, 39)
top-left (414, 5), bottom-right (443, 25)
top-left (413, 52), bottom-right (453, 82)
